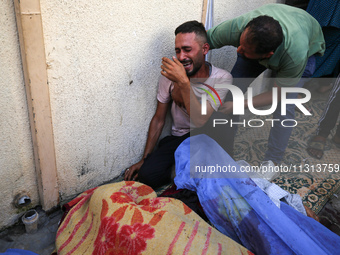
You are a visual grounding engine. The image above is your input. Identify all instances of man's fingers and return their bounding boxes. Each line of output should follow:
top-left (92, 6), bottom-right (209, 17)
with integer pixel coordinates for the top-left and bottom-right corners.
top-left (162, 56), bottom-right (182, 68)
top-left (161, 56), bottom-right (184, 72)
top-left (162, 61), bottom-right (174, 71)
top-left (172, 56), bottom-right (181, 65)
top-left (124, 170), bottom-right (129, 180)
top-left (162, 57), bottom-right (173, 65)
top-left (161, 64), bottom-right (167, 72)
top-left (124, 168), bottom-right (134, 181)
top-left (161, 69), bottom-right (170, 79)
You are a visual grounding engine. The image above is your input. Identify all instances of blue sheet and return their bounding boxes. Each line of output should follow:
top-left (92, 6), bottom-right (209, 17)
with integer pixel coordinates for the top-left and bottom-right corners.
top-left (174, 135), bottom-right (340, 255)
top-left (1, 249), bottom-right (38, 255)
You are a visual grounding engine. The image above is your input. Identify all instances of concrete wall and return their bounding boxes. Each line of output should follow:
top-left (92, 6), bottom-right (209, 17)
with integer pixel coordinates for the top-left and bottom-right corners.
top-left (0, 0), bottom-right (281, 229)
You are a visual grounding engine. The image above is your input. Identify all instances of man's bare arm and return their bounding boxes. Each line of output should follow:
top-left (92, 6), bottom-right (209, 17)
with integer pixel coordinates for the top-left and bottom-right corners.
top-left (219, 84), bottom-right (281, 114)
top-left (124, 101), bottom-right (169, 181)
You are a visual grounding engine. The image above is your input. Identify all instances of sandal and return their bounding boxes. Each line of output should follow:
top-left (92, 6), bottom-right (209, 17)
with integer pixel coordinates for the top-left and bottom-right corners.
top-left (306, 137), bottom-right (326, 159)
top-left (317, 84), bottom-right (333, 93)
top-left (332, 136), bottom-right (340, 149)
top-left (295, 105), bottom-right (313, 115)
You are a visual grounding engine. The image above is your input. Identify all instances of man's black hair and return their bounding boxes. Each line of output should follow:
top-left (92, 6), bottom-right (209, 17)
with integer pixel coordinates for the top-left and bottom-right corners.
top-left (245, 15), bottom-right (283, 54)
top-left (175, 21), bottom-right (207, 44)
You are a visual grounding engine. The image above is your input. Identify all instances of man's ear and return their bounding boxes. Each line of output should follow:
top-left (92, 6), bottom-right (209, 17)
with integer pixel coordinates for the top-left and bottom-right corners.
top-left (202, 43), bottom-right (210, 55)
top-left (264, 51), bottom-right (274, 59)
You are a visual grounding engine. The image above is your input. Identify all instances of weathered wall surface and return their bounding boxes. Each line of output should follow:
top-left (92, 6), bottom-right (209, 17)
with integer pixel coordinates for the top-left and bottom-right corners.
top-left (1, 0), bottom-right (281, 229)
top-left (0, 0), bottom-right (39, 229)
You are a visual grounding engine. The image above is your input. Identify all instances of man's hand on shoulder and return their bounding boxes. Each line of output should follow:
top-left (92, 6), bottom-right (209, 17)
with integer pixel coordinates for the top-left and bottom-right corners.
top-left (218, 101), bottom-right (233, 115)
top-left (161, 57), bottom-right (189, 86)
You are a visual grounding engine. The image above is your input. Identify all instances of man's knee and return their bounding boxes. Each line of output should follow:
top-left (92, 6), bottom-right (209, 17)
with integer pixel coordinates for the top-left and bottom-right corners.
top-left (138, 158), bottom-right (171, 189)
top-left (138, 163), bottom-right (154, 186)
top-left (138, 167), bottom-right (169, 189)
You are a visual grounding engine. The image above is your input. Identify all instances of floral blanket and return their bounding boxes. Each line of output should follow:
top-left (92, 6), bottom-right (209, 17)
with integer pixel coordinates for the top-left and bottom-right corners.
top-left (55, 181), bottom-right (252, 255)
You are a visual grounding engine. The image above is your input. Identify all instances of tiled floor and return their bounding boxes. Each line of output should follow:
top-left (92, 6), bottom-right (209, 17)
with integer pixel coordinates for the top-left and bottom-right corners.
top-left (232, 78), bottom-right (340, 215)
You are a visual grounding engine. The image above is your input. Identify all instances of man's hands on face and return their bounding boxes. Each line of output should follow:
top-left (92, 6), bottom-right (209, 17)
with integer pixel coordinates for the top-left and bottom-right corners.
top-left (161, 57), bottom-right (189, 86)
top-left (161, 56), bottom-right (189, 108)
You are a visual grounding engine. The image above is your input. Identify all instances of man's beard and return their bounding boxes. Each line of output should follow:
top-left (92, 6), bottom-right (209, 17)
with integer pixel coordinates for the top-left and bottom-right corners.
top-left (182, 59), bottom-right (204, 77)
top-left (186, 65), bottom-right (200, 77)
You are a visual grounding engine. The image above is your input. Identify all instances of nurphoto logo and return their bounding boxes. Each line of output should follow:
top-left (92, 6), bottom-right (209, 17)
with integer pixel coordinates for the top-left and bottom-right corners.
top-left (200, 83), bottom-right (312, 128)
